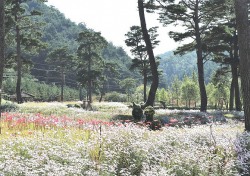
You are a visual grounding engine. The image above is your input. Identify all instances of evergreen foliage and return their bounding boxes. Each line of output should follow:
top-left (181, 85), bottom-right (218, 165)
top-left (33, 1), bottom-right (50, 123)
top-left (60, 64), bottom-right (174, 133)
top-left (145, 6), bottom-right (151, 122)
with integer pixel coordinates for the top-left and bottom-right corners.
top-left (76, 30), bottom-right (107, 103)
top-left (2, 74), bottom-right (79, 101)
top-left (25, 2), bottom-right (135, 90)
top-left (5, 0), bottom-right (47, 103)
top-left (125, 25), bottom-right (160, 102)
top-left (158, 51), bottom-right (217, 85)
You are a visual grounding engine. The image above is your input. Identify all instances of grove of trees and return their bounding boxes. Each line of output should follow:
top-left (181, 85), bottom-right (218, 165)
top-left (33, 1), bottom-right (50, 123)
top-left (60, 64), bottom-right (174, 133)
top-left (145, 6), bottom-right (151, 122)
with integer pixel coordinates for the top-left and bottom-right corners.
top-left (0, 0), bottom-right (250, 130)
top-left (235, 0), bottom-right (250, 130)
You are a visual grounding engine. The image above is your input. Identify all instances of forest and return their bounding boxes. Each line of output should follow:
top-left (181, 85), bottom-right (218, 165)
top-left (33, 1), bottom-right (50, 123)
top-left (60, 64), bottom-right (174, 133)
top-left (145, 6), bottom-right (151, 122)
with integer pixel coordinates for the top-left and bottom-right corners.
top-left (1, 0), bottom-right (138, 102)
top-left (0, 0), bottom-right (237, 109)
top-left (1, 0), bottom-right (250, 175)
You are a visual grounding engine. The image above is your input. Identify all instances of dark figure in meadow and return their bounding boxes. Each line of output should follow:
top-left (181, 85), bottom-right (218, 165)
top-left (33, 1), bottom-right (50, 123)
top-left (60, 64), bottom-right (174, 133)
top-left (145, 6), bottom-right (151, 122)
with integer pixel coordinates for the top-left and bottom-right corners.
top-left (132, 102), bottom-right (143, 122)
top-left (144, 106), bottom-right (161, 130)
top-left (144, 106), bottom-right (155, 122)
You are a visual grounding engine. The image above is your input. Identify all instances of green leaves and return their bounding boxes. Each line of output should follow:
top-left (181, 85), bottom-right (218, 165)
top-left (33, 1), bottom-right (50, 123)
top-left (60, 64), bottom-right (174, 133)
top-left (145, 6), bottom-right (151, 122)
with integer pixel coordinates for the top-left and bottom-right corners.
top-left (76, 30), bottom-right (108, 101)
top-left (49, 47), bottom-right (76, 71)
top-left (30, 10), bottom-right (42, 16)
top-left (125, 25), bottom-right (159, 74)
top-left (169, 31), bottom-right (193, 42)
top-left (77, 31), bottom-right (107, 53)
top-left (181, 76), bottom-right (199, 104)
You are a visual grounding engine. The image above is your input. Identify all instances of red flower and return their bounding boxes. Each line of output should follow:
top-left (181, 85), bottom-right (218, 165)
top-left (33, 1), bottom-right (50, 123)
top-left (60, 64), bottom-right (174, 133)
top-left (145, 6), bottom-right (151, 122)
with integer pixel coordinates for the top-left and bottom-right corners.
top-left (169, 119), bottom-right (178, 123)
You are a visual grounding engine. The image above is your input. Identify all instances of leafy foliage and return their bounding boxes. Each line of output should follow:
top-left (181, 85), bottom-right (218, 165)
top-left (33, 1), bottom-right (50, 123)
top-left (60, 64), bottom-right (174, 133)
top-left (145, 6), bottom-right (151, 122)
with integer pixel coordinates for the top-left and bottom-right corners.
top-left (158, 51), bottom-right (217, 85)
top-left (181, 76), bottom-right (199, 107)
top-left (125, 25), bottom-right (160, 102)
top-left (24, 2), bottom-right (136, 91)
top-left (104, 92), bottom-right (127, 102)
top-left (2, 74), bottom-right (79, 101)
top-left (0, 102), bottom-right (18, 112)
top-left (76, 30), bottom-right (108, 102)
top-left (120, 78), bottom-right (137, 102)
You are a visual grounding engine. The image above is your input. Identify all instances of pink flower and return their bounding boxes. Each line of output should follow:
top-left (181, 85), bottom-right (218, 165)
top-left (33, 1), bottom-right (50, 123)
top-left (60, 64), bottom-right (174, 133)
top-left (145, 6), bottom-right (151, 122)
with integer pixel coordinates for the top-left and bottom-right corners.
top-left (169, 119), bottom-right (178, 123)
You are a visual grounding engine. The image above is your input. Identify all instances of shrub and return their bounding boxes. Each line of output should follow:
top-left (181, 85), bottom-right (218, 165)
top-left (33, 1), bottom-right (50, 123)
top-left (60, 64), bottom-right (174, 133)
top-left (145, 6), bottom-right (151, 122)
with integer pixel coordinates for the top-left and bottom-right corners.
top-left (105, 92), bottom-right (127, 102)
top-left (144, 106), bottom-right (155, 122)
top-left (0, 102), bottom-right (18, 112)
top-left (235, 132), bottom-right (250, 175)
top-left (3, 75), bottom-right (79, 102)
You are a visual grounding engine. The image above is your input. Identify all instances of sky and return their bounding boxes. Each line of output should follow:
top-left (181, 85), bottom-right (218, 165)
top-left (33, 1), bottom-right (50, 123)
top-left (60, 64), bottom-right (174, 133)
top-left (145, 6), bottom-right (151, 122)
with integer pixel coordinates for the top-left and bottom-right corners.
top-left (46, 0), bottom-right (181, 56)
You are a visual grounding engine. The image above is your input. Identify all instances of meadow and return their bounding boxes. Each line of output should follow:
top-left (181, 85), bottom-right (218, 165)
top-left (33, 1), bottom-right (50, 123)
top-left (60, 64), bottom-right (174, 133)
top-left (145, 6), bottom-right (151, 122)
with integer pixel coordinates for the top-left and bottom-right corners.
top-left (0, 101), bottom-right (248, 176)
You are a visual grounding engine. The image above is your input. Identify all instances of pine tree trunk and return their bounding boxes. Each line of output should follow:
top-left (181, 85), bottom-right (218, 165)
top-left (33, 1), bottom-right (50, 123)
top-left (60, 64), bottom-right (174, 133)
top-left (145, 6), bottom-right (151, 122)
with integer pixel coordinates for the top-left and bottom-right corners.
top-left (138, 0), bottom-right (158, 108)
top-left (235, 0), bottom-right (250, 131)
top-left (232, 62), bottom-right (241, 111)
top-left (235, 75), bottom-right (241, 111)
top-left (0, 0), bottom-right (4, 88)
top-left (194, 0), bottom-right (207, 112)
top-left (0, 0), bottom-right (5, 130)
top-left (143, 70), bottom-right (147, 102)
top-left (15, 1), bottom-right (22, 104)
top-left (88, 80), bottom-right (92, 103)
top-left (229, 31), bottom-right (241, 111)
top-left (87, 54), bottom-right (92, 103)
top-left (99, 93), bottom-right (103, 102)
top-left (229, 79), bottom-right (234, 110)
top-left (233, 32), bottom-right (242, 111)
top-left (229, 45), bottom-right (235, 111)
top-left (60, 69), bottom-right (65, 102)
top-left (79, 85), bottom-right (83, 101)
top-left (0, 0), bottom-right (4, 91)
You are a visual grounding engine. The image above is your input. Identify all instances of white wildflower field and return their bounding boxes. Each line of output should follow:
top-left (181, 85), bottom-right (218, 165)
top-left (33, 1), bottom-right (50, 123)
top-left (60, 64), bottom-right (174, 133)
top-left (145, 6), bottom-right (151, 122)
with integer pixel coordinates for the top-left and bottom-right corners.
top-left (0, 102), bottom-right (248, 175)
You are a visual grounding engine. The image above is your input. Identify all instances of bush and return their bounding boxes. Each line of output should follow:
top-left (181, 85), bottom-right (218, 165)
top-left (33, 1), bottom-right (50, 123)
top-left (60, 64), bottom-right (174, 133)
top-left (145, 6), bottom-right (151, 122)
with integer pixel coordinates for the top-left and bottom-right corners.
top-left (105, 92), bottom-right (127, 102)
top-left (66, 104), bottom-right (81, 108)
top-left (3, 75), bottom-right (80, 102)
top-left (0, 102), bottom-right (18, 112)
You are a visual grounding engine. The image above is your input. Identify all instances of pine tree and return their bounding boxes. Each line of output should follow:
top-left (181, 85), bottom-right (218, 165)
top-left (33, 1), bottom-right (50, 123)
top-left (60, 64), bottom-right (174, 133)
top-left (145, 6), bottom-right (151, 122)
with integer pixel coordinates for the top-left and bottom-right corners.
top-left (201, 0), bottom-right (241, 111)
top-left (120, 78), bottom-right (136, 102)
top-left (235, 0), bottom-right (250, 131)
top-left (171, 76), bottom-right (181, 106)
top-left (46, 46), bottom-right (75, 102)
top-left (125, 25), bottom-right (159, 102)
top-left (146, 0), bottom-right (227, 112)
top-left (98, 61), bottom-right (119, 102)
top-left (7, 0), bottom-right (46, 103)
top-left (76, 30), bottom-right (107, 104)
top-left (181, 75), bottom-right (199, 108)
top-left (138, 0), bottom-right (159, 108)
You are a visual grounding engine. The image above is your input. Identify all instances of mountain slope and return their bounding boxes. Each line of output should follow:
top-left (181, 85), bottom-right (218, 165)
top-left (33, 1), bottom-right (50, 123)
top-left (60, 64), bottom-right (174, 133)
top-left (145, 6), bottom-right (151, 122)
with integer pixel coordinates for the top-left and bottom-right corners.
top-left (158, 51), bottom-right (218, 86)
top-left (27, 1), bottom-right (135, 89)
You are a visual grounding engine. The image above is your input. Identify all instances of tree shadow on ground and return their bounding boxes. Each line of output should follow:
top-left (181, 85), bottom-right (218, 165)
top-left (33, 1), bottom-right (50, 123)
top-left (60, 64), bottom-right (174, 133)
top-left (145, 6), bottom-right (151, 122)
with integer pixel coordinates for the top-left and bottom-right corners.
top-left (111, 114), bottom-right (133, 121)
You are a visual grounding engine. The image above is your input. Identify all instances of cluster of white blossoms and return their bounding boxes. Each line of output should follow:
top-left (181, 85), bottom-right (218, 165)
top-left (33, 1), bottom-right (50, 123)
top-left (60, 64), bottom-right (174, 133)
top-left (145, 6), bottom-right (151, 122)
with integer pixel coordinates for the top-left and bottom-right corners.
top-left (0, 121), bottom-right (244, 175)
top-left (235, 131), bottom-right (250, 175)
top-left (93, 102), bottom-right (129, 108)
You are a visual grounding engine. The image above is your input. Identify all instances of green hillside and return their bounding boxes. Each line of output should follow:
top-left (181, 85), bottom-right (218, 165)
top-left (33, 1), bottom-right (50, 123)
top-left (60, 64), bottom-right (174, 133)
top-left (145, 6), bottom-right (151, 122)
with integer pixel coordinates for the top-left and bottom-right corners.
top-left (4, 1), bottom-right (219, 94)
top-left (158, 51), bottom-right (218, 86)
top-left (27, 1), bottom-right (135, 91)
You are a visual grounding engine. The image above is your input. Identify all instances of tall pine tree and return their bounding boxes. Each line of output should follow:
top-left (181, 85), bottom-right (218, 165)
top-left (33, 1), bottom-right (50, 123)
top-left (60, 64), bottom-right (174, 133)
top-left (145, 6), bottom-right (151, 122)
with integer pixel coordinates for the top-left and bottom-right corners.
top-left (201, 0), bottom-right (241, 111)
top-left (138, 0), bottom-right (159, 108)
top-left (235, 0), bottom-right (250, 131)
top-left (7, 0), bottom-right (46, 103)
top-left (146, 0), bottom-right (227, 112)
top-left (125, 25), bottom-right (159, 102)
top-left (46, 46), bottom-right (75, 102)
top-left (76, 31), bottom-right (107, 104)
